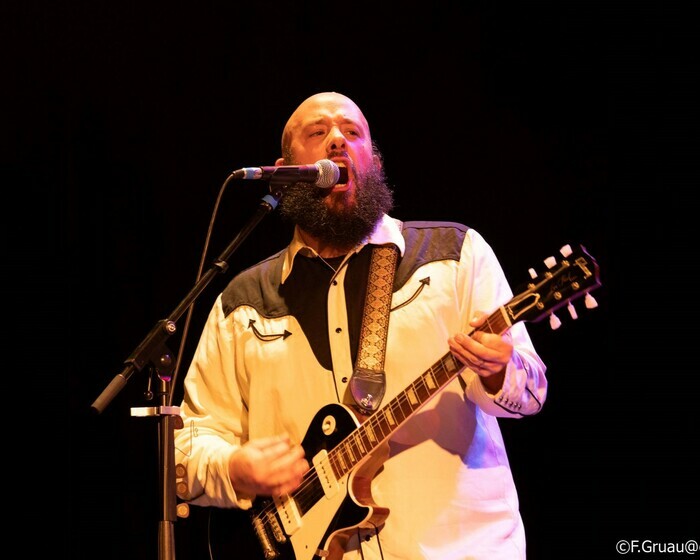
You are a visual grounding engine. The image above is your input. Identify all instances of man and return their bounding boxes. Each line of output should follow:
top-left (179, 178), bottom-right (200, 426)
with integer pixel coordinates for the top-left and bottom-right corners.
top-left (174, 91), bottom-right (547, 560)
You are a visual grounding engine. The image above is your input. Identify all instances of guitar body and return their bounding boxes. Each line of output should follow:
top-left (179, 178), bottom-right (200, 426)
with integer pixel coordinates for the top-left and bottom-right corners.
top-left (245, 403), bottom-right (389, 560)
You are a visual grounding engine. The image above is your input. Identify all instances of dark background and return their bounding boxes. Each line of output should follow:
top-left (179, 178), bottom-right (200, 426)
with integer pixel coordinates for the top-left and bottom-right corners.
top-left (6, 2), bottom-right (695, 559)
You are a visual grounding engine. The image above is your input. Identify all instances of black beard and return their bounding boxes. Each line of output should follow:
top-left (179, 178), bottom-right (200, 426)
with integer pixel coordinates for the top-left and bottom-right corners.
top-left (278, 161), bottom-right (394, 249)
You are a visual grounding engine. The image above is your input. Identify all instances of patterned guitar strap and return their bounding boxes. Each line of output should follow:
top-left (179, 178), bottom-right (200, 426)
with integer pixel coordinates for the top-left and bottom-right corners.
top-left (348, 244), bottom-right (399, 416)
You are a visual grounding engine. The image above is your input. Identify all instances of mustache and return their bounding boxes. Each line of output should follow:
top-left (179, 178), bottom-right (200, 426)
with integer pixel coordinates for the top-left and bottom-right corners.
top-left (326, 150), bottom-right (357, 177)
top-left (327, 150), bottom-right (349, 159)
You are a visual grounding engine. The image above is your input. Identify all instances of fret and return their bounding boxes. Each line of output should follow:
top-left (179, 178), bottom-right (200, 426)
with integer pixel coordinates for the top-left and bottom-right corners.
top-left (344, 443), bottom-right (356, 466)
top-left (386, 400), bottom-right (399, 425)
top-left (434, 363), bottom-right (450, 386)
top-left (482, 315), bottom-right (497, 333)
top-left (385, 407), bottom-right (397, 427)
top-left (358, 428), bottom-right (372, 452)
top-left (396, 393), bottom-right (413, 418)
top-left (444, 353), bottom-right (460, 372)
top-left (354, 432), bottom-right (368, 455)
top-left (348, 436), bottom-right (362, 463)
top-left (364, 422), bottom-right (378, 444)
top-left (337, 447), bottom-right (350, 472)
top-left (497, 307), bottom-right (510, 332)
top-left (344, 444), bottom-right (357, 468)
top-left (394, 397), bottom-right (411, 420)
top-left (425, 369), bottom-right (438, 390)
top-left (406, 386), bottom-right (419, 407)
top-left (375, 414), bottom-right (390, 438)
top-left (328, 453), bottom-right (342, 480)
top-left (414, 377), bottom-right (431, 401)
top-left (482, 307), bottom-right (509, 335)
top-left (402, 394), bottom-right (415, 417)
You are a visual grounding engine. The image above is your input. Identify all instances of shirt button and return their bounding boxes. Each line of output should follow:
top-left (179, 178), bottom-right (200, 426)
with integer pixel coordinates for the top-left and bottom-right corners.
top-left (332, 280), bottom-right (338, 285)
top-left (341, 377), bottom-right (348, 383)
top-left (335, 327), bottom-right (342, 333)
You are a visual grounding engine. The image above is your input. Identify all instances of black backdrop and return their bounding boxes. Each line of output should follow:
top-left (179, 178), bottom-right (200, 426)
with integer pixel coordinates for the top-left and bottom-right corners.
top-left (7, 2), bottom-right (695, 559)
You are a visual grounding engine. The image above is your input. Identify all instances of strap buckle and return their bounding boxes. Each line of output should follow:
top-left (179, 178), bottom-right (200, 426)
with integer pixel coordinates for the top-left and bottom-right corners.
top-left (349, 367), bottom-right (386, 414)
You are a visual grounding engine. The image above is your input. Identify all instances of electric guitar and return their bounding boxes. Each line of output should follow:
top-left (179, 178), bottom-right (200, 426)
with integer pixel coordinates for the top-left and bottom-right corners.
top-left (215, 243), bottom-right (601, 560)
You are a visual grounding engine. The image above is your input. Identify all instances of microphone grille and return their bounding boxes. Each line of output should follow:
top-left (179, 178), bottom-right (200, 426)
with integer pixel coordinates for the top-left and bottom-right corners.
top-left (315, 159), bottom-right (341, 189)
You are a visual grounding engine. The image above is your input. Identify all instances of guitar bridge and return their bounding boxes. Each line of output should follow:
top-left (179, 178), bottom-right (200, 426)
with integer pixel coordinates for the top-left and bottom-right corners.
top-left (265, 507), bottom-right (287, 543)
top-left (251, 514), bottom-right (279, 559)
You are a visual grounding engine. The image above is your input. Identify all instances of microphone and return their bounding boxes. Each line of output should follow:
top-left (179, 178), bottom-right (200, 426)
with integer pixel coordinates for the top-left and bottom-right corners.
top-left (231, 159), bottom-right (348, 189)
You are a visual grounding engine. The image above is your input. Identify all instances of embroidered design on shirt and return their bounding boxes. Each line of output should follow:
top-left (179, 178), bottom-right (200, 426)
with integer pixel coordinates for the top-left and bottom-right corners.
top-left (248, 319), bottom-right (292, 341)
top-left (390, 276), bottom-right (430, 312)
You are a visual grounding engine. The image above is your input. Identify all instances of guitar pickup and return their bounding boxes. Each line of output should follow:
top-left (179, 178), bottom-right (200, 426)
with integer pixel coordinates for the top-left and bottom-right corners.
top-left (313, 449), bottom-right (340, 498)
top-left (273, 494), bottom-right (302, 535)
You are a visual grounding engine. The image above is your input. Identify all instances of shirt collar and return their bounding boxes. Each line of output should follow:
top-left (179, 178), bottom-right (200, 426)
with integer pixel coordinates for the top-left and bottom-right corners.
top-left (281, 214), bottom-right (405, 284)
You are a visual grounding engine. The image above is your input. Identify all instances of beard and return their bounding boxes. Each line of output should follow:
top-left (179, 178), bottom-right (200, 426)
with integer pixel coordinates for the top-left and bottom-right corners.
top-left (278, 158), bottom-right (394, 249)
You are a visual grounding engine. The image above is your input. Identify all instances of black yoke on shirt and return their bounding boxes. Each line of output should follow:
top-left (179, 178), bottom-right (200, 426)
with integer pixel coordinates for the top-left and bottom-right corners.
top-left (220, 221), bottom-right (469, 373)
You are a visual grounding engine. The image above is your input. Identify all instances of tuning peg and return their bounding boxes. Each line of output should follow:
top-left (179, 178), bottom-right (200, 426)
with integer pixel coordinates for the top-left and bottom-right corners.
top-left (544, 256), bottom-right (557, 269)
top-left (585, 292), bottom-right (598, 309)
top-left (549, 313), bottom-right (562, 330)
top-left (560, 244), bottom-right (573, 257)
top-left (567, 302), bottom-right (578, 320)
top-left (528, 268), bottom-right (537, 279)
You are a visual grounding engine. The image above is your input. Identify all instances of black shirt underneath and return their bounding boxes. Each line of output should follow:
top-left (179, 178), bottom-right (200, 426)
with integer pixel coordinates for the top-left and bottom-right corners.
top-left (279, 248), bottom-right (374, 371)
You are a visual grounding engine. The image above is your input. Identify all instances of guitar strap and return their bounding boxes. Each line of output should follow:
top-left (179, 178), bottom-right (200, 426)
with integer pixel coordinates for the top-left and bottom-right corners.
top-left (347, 244), bottom-right (399, 416)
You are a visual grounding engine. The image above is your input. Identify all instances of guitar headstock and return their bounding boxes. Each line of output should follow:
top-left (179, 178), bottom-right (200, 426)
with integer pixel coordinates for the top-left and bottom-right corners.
top-left (506, 244), bottom-right (601, 328)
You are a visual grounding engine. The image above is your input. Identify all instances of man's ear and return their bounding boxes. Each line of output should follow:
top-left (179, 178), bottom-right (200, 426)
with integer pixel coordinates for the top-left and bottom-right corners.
top-left (275, 157), bottom-right (285, 166)
top-left (373, 154), bottom-right (382, 169)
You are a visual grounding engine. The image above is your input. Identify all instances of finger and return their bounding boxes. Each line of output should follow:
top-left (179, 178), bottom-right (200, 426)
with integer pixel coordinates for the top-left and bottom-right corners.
top-left (265, 456), bottom-right (309, 492)
top-left (470, 356), bottom-right (487, 372)
top-left (450, 333), bottom-right (486, 361)
top-left (468, 312), bottom-right (488, 328)
top-left (251, 434), bottom-right (291, 451)
top-left (258, 442), bottom-right (302, 468)
top-left (248, 438), bottom-right (296, 463)
top-left (268, 444), bottom-right (306, 472)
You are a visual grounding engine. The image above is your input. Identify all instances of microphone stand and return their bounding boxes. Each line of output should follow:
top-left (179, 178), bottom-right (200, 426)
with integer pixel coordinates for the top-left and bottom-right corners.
top-left (90, 180), bottom-right (292, 560)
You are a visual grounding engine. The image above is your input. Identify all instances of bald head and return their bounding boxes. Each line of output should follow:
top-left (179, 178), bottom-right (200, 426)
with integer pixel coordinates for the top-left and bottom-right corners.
top-left (281, 92), bottom-right (371, 155)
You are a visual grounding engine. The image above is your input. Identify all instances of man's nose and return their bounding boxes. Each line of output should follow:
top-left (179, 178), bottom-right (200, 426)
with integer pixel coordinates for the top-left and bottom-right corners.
top-left (326, 127), bottom-right (346, 151)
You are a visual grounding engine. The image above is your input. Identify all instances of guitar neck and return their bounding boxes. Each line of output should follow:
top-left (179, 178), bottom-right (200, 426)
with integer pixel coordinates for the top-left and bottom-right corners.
top-left (320, 242), bottom-right (602, 483)
top-left (326, 306), bottom-right (511, 480)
